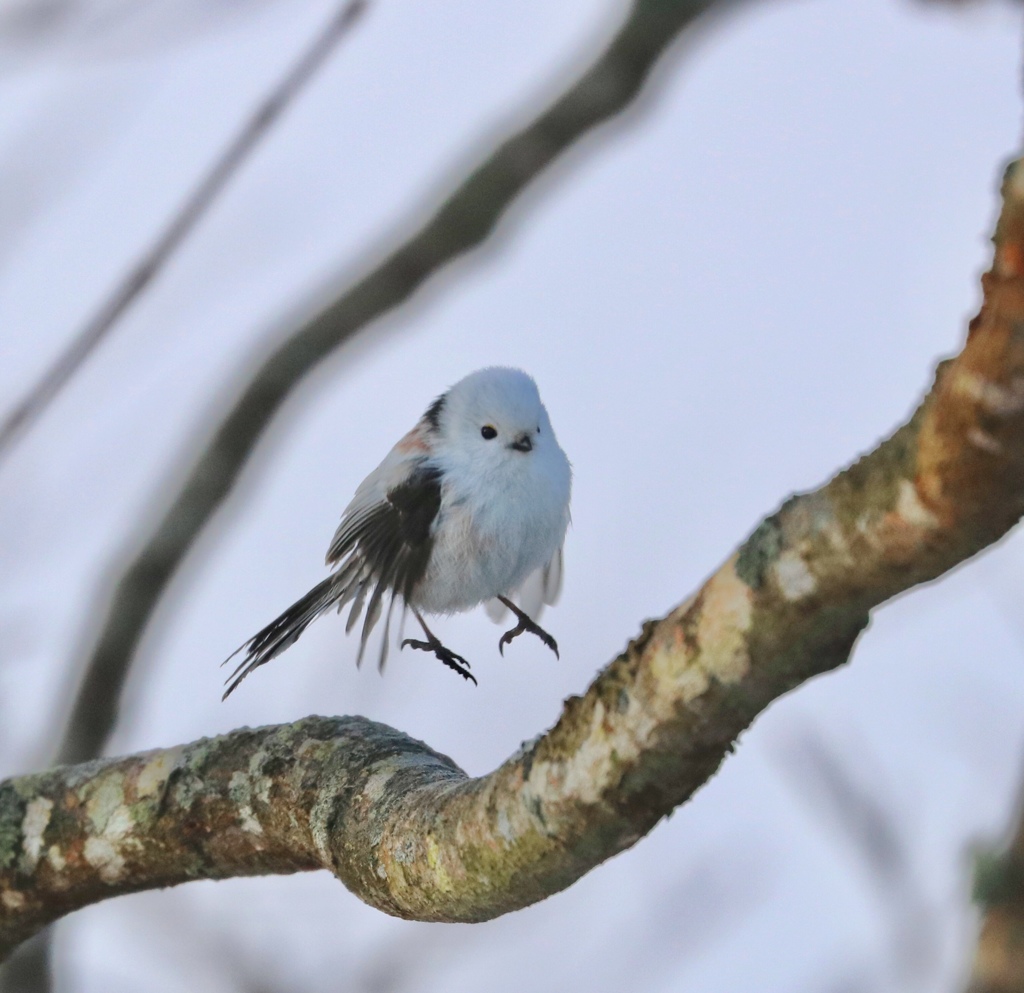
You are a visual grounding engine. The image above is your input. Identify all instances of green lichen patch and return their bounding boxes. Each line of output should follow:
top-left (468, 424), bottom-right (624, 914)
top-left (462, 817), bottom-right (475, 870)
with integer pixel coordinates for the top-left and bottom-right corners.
top-left (736, 516), bottom-right (784, 590)
top-left (973, 849), bottom-right (1024, 909)
top-left (83, 775), bottom-right (126, 835)
top-left (0, 784), bottom-right (26, 872)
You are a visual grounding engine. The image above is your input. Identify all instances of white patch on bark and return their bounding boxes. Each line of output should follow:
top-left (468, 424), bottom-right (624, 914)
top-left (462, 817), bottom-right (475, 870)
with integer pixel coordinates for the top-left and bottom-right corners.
top-left (105, 805), bottom-right (134, 840)
top-left (229, 772), bottom-right (264, 836)
top-left (896, 479), bottom-right (939, 529)
top-left (1, 889), bottom-right (25, 910)
top-left (694, 562), bottom-right (753, 685)
top-left (136, 747), bottom-right (183, 798)
top-left (85, 777), bottom-right (126, 834)
top-left (21, 797), bottom-right (53, 870)
top-left (84, 837), bottom-right (126, 883)
top-left (47, 844), bottom-right (66, 872)
top-left (362, 753), bottom-right (442, 806)
top-left (773, 551), bottom-right (816, 601)
top-left (955, 370), bottom-right (1024, 416)
top-left (361, 759), bottom-right (402, 805)
top-left (244, 749), bottom-right (274, 806)
top-left (967, 427), bottom-right (1002, 454)
top-left (550, 698), bottom-right (659, 807)
top-left (76, 775), bottom-right (141, 882)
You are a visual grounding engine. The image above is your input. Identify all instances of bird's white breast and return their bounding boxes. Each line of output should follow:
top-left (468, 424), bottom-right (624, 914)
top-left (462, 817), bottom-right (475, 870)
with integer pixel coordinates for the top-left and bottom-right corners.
top-left (412, 450), bottom-right (570, 615)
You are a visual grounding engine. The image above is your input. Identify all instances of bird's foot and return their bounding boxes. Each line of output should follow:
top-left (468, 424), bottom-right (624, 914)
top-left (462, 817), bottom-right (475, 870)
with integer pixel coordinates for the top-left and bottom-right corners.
top-left (498, 605), bottom-right (559, 659)
top-left (401, 636), bottom-right (477, 684)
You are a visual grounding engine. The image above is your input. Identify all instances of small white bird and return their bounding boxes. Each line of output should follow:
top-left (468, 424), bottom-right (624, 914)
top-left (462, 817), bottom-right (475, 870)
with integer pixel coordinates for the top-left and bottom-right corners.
top-left (223, 367), bottom-right (572, 698)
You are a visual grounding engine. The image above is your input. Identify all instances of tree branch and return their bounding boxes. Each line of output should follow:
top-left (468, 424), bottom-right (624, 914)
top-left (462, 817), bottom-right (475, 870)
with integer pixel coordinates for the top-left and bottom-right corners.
top-left (54, 0), bottom-right (731, 767)
top-left (5, 155), bottom-right (1024, 962)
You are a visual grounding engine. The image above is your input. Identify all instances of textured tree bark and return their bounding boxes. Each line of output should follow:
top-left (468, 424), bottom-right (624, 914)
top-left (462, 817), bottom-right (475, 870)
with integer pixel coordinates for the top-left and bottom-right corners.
top-left (5, 158), bottom-right (1024, 963)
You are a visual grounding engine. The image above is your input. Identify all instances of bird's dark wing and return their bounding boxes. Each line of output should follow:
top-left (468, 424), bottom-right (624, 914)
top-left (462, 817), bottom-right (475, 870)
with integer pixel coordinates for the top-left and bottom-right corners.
top-left (222, 462), bottom-right (443, 698)
top-left (327, 461), bottom-right (442, 601)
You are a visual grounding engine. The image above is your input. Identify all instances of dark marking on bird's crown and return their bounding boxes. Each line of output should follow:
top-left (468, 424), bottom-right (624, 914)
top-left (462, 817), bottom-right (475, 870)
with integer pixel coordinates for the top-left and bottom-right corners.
top-left (423, 393), bottom-right (447, 431)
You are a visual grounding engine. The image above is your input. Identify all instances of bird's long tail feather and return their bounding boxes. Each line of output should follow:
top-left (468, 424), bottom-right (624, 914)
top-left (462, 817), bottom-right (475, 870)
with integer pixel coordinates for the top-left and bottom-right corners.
top-left (222, 577), bottom-right (339, 699)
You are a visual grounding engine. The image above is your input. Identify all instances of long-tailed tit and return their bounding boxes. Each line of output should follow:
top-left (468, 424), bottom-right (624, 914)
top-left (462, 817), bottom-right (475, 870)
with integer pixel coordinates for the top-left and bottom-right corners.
top-left (223, 367), bottom-right (572, 697)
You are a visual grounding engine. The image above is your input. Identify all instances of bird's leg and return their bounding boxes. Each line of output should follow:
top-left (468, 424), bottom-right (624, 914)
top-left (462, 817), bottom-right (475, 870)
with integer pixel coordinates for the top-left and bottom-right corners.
top-left (402, 610), bottom-right (477, 684)
top-left (496, 596), bottom-right (559, 658)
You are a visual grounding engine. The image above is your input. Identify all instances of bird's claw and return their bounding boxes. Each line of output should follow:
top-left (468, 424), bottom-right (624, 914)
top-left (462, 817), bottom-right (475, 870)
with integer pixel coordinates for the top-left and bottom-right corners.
top-left (498, 618), bottom-right (559, 659)
top-left (401, 637), bottom-right (477, 684)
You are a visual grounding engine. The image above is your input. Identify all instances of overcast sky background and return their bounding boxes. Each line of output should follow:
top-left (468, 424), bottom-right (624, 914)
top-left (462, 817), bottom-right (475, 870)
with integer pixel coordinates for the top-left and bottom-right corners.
top-left (1, 0), bottom-right (1023, 990)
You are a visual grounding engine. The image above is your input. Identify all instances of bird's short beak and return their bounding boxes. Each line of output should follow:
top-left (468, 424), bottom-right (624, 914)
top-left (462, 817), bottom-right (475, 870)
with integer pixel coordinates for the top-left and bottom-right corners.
top-left (510, 433), bottom-right (533, 453)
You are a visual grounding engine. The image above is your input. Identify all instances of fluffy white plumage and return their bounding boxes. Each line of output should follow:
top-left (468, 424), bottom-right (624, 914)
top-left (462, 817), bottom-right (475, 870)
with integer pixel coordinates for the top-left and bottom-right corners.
top-left (223, 367), bottom-right (571, 696)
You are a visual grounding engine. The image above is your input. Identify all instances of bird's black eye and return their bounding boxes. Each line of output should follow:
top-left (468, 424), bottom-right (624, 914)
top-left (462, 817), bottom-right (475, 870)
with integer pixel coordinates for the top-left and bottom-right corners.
top-left (481, 425), bottom-right (497, 440)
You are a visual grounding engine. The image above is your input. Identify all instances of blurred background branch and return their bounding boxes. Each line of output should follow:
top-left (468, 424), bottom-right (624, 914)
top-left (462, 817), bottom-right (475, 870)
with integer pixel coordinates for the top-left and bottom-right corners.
top-left (968, 762), bottom-right (1024, 993)
top-left (0, 0), bottom-right (368, 461)
top-left (775, 728), bottom-right (939, 991)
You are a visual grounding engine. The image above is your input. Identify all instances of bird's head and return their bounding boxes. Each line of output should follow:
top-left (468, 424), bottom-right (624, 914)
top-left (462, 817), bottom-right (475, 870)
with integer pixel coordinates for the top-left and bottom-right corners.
top-left (424, 367), bottom-right (567, 481)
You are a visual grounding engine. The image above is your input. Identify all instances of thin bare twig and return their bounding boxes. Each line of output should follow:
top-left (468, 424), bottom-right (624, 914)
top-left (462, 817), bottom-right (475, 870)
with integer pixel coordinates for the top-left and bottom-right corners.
top-left (55, 0), bottom-right (734, 766)
top-left (0, 0), bottom-right (368, 461)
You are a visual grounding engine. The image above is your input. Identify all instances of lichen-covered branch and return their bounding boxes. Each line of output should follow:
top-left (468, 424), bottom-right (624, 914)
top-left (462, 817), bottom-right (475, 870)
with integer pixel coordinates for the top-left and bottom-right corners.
top-left (5, 158), bottom-right (1024, 963)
